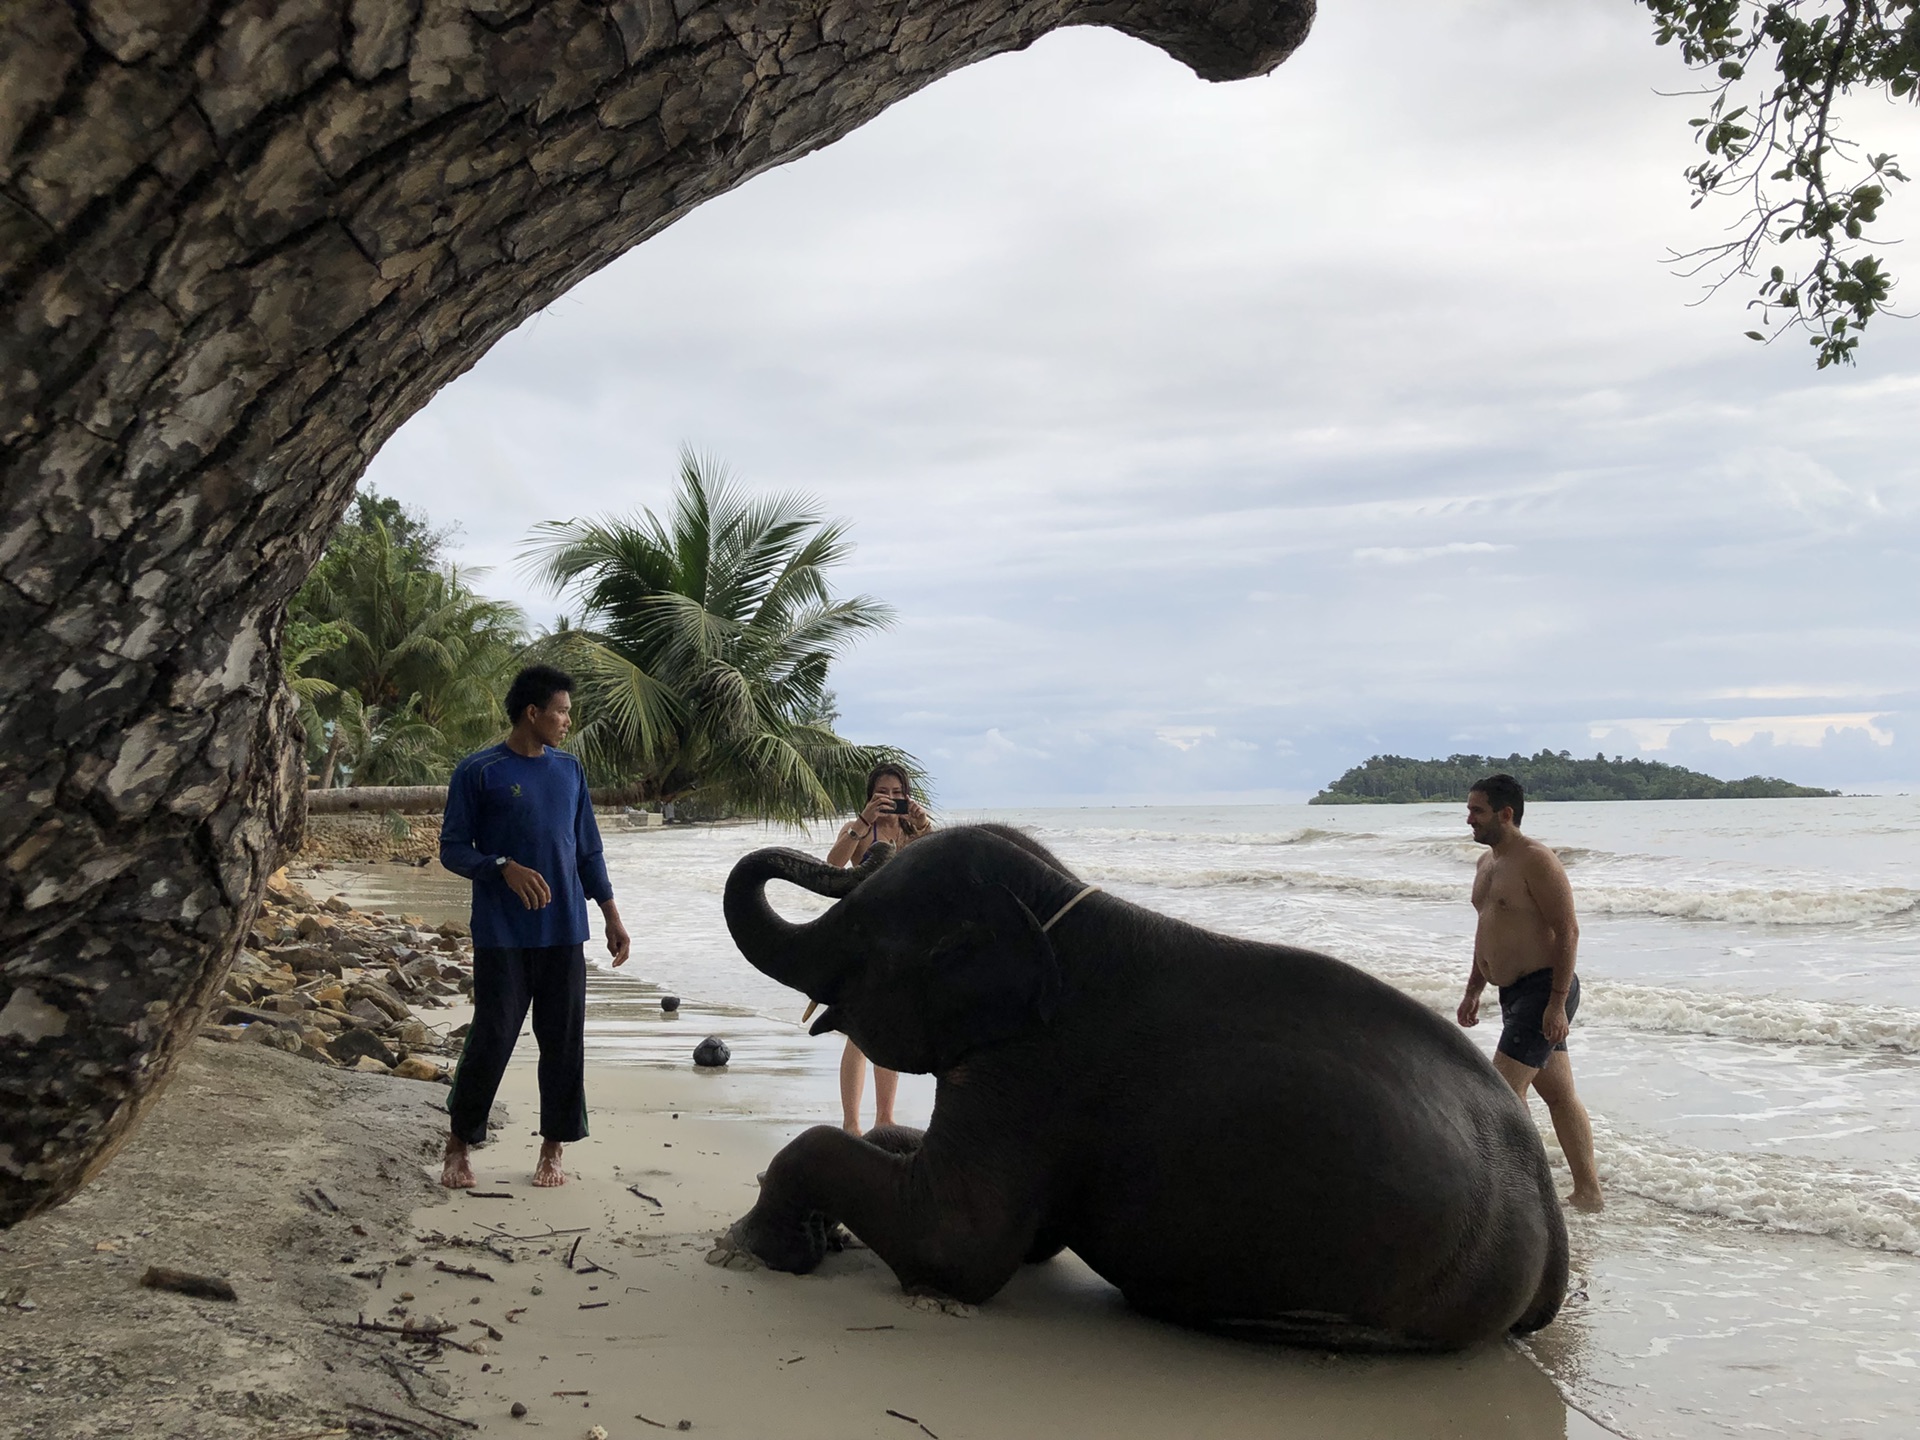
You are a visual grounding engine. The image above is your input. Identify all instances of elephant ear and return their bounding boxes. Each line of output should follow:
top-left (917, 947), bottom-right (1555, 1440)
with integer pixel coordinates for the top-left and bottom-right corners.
top-left (922, 885), bottom-right (1062, 1064)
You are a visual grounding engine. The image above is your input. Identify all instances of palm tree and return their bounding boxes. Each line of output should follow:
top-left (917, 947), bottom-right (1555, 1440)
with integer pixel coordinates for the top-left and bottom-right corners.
top-left (282, 616), bottom-right (346, 781)
top-left (523, 451), bottom-right (917, 821)
top-left (293, 518), bottom-right (526, 785)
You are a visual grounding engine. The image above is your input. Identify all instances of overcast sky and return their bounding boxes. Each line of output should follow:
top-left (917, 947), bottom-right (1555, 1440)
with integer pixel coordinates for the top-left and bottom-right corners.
top-left (363, 0), bottom-right (1920, 805)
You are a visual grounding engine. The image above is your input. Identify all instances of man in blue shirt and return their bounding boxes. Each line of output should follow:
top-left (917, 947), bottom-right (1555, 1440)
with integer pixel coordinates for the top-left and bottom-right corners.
top-left (438, 664), bottom-right (631, 1188)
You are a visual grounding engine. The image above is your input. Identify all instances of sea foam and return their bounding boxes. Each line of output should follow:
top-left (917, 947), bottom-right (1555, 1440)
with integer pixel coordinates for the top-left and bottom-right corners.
top-left (1378, 968), bottom-right (1920, 1053)
top-left (1557, 1120), bottom-right (1920, 1255)
top-left (1086, 861), bottom-right (1920, 927)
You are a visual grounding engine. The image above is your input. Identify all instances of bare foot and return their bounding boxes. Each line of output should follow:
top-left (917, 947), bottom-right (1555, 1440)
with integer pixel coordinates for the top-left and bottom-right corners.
top-left (1567, 1187), bottom-right (1605, 1213)
top-left (533, 1140), bottom-right (567, 1187)
top-left (440, 1136), bottom-right (475, 1189)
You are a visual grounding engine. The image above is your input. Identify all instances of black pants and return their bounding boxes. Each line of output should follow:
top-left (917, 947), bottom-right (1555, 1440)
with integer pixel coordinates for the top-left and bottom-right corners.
top-left (447, 944), bottom-right (588, 1145)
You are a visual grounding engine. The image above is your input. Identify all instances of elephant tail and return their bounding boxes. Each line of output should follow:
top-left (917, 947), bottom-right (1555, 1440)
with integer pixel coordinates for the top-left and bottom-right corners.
top-left (1510, 1154), bottom-right (1571, 1335)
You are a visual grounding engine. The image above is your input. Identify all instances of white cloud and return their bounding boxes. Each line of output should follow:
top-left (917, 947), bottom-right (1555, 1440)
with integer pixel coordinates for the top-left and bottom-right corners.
top-left (1351, 542), bottom-right (1513, 565)
top-left (363, 2), bottom-right (1920, 802)
top-left (1154, 727), bottom-right (1217, 752)
top-left (1592, 714), bottom-right (1898, 749)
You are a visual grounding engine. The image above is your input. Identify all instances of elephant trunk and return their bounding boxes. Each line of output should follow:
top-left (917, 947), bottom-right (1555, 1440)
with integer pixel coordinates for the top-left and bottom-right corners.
top-left (722, 846), bottom-right (886, 997)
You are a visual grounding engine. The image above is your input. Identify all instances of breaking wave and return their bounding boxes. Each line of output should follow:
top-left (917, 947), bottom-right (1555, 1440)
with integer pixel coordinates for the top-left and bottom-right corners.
top-left (1375, 968), bottom-right (1920, 1054)
top-left (1086, 861), bottom-right (1920, 927)
top-left (1037, 825), bottom-right (1384, 848)
top-left (1562, 1120), bottom-right (1920, 1255)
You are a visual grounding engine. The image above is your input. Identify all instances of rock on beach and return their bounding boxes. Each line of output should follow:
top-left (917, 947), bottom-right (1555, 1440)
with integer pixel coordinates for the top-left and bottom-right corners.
top-left (206, 869), bottom-right (468, 1085)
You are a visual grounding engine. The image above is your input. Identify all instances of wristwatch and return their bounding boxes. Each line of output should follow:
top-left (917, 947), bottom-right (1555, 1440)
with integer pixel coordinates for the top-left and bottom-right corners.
top-left (493, 855), bottom-right (510, 870)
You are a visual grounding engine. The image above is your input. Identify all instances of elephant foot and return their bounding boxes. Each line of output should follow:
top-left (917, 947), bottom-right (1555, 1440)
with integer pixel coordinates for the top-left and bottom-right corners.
top-left (712, 1205), bottom-right (832, 1275)
top-left (901, 1290), bottom-right (977, 1319)
top-left (705, 1229), bottom-right (764, 1271)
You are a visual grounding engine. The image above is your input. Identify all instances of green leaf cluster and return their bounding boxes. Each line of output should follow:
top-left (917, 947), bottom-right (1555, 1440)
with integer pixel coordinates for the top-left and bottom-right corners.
top-left (521, 450), bottom-right (918, 823)
top-left (1308, 750), bottom-right (1838, 804)
top-left (288, 491), bottom-right (527, 787)
top-left (1641, 0), bottom-right (1918, 365)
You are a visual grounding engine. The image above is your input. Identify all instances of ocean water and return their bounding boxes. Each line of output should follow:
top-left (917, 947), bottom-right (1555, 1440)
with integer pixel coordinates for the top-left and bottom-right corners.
top-left (324, 797), bottom-right (1920, 1436)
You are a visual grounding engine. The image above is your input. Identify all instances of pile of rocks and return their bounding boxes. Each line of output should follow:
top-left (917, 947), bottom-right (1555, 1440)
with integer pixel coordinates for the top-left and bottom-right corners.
top-left (203, 871), bottom-right (471, 1083)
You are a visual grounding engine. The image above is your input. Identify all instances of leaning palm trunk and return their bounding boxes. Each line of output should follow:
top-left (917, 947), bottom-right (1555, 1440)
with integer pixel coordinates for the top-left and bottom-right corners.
top-left (306, 786), bottom-right (451, 815)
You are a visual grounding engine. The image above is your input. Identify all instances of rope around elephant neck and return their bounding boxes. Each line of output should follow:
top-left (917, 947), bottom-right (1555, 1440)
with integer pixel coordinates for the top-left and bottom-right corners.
top-left (1041, 884), bottom-right (1101, 932)
top-left (798, 883), bottom-right (1103, 1024)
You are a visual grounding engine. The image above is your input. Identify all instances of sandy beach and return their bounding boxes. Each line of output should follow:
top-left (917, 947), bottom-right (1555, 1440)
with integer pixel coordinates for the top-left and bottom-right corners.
top-left (0, 911), bottom-right (1605, 1440)
top-left (0, 1039), bottom-right (456, 1439)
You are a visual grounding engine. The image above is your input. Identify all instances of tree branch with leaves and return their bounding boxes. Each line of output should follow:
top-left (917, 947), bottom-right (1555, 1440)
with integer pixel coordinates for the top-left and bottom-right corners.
top-left (1642, 0), bottom-right (1919, 365)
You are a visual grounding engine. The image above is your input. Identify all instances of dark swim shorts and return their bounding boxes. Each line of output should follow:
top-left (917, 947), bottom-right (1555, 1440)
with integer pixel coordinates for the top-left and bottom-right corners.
top-left (1496, 968), bottom-right (1581, 1070)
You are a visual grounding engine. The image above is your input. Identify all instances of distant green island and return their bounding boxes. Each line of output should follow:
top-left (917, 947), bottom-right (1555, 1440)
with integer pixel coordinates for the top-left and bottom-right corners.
top-left (1309, 751), bottom-right (1839, 805)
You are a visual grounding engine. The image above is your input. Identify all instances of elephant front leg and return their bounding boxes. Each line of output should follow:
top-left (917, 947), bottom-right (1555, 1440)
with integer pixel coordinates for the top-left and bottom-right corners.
top-left (717, 1124), bottom-right (1033, 1304)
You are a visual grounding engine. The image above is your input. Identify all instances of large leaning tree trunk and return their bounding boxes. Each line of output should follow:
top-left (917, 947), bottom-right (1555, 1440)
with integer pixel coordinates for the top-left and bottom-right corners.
top-left (0, 0), bottom-right (1313, 1227)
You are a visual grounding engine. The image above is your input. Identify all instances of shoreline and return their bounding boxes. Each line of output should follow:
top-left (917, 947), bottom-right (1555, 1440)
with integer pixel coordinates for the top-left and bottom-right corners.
top-left (3, 874), bottom-right (1613, 1439)
top-left (295, 866), bottom-right (1612, 1437)
top-left (279, 815), bottom-right (1920, 1438)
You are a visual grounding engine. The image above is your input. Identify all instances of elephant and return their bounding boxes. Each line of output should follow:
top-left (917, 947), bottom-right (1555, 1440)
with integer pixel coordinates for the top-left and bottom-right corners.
top-left (714, 824), bottom-right (1569, 1352)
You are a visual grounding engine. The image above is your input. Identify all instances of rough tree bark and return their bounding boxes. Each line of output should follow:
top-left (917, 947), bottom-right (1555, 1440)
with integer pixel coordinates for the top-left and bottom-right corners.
top-left (0, 0), bottom-right (1314, 1227)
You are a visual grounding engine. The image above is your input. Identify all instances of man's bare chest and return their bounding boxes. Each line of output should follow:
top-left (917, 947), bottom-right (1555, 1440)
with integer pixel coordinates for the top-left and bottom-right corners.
top-left (1473, 860), bottom-right (1534, 918)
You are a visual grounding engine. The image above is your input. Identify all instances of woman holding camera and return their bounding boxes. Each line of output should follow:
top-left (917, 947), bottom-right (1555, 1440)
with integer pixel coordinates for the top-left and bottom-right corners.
top-left (824, 763), bottom-right (932, 1134)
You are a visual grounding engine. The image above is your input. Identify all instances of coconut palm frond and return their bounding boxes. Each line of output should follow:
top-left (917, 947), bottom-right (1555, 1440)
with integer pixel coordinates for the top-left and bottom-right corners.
top-left (290, 513), bottom-right (528, 782)
top-left (516, 453), bottom-right (908, 817)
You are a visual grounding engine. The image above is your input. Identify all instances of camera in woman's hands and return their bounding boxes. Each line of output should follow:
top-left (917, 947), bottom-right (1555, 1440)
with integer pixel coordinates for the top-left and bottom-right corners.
top-left (889, 797), bottom-right (911, 815)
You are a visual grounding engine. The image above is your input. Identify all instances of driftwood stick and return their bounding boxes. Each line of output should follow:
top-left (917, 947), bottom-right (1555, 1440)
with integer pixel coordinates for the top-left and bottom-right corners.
top-left (140, 1266), bottom-right (237, 1301)
top-left (334, 1316), bottom-right (478, 1353)
top-left (625, 1186), bottom-right (664, 1207)
top-left (565, 1235), bottom-right (582, 1269)
top-left (340, 1402), bottom-right (442, 1436)
top-left (345, 1398), bottom-right (476, 1434)
top-left (380, 1353), bottom-right (427, 1407)
top-left (402, 1397), bottom-right (479, 1432)
top-left (433, 1260), bottom-right (494, 1282)
top-left (479, 1224), bottom-right (590, 1240)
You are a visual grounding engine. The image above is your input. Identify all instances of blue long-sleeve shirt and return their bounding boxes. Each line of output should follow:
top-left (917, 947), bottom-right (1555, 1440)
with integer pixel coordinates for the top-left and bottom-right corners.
top-left (439, 743), bottom-right (613, 949)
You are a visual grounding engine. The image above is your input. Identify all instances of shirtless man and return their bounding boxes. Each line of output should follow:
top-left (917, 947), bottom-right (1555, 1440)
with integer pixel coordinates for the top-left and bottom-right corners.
top-left (1455, 773), bottom-right (1603, 1212)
